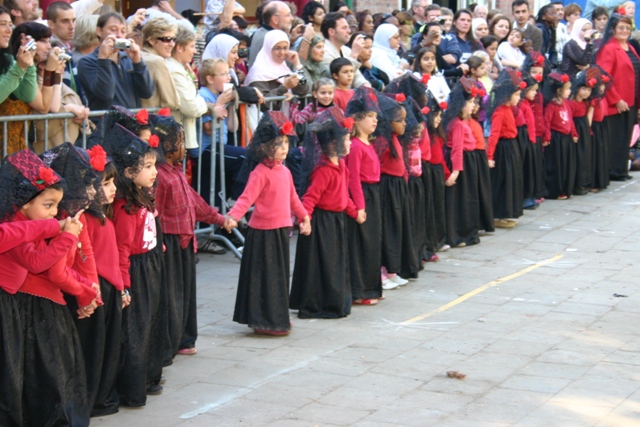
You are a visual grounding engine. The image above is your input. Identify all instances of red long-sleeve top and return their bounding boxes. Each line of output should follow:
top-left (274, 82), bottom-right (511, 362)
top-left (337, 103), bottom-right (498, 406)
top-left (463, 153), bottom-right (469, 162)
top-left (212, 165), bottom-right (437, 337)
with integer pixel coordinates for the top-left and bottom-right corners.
top-left (302, 158), bottom-right (358, 219)
top-left (84, 214), bottom-right (125, 291)
top-left (156, 162), bottom-right (225, 250)
top-left (228, 161), bottom-right (308, 230)
top-left (346, 137), bottom-right (380, 211)
top-left (568, 99), bottom-right (589, 119)
top-left (418, 130), bottom-right (432, 162)
top-left (519, 100), bottom-right (536, 143)
top-left (543, 100), bottom-right (578, 142)
top-left (592, 97), bottom-right (606, 123)
top-left (429, 134), bottom-right (451, 178)
top-left (112, 199), bottom-right (159, 289)
top-left (380, 135), bottom-right (408, 180)
top-left (71, 213), bottom-right (99, 285)
top-left (469, 118), bottom-right (485, 150)
top-left (0, 214), bottom-right (77, 295)
top-left (487, 105), bottom-right (518, 160)
top-left (446, 118), bottom-right (476, 170)
top-left (513, 105), bottom-right (526, 127)
top-left (333, 88), bottom-right (355, 113)
top-left (531, 93), bottom-right (545, 138)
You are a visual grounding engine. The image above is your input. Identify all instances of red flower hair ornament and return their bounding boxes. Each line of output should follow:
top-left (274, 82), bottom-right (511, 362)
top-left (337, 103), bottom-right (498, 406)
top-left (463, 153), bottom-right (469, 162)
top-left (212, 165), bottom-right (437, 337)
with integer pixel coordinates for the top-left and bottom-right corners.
top-left (516, 71), bottom-right (522, 78)
top-left (561, 74), bottom-right (570, 83)
top-left (157, 108), bottom-right (171, 116)
top-left (35, 167), bottom-right (56, 190)
top-left (134, 109), bottom-right (149, 125)
top-left (395, 93), bottom-right (406, 103)
top-left (148, 134), bottom-right (160, 148)
top-left (281, 121), bottom-right (294, 135)
top-left (535, 56), bottom-right (545, 66)
top-left (421, 106), bottom-right (430, 114)
top-left (587, 78), bottom-right (597, 88)
top-left (343, 117), bottom-right (355, 131)
top-left (87, 145), bottom-right (107, 172)
top-left (602, 75), bottom-right (610, 83)
top-left (519, 81), bottom-right (527, 89)
top-left (421, 74), bottom-right (431, 84)
top-left (618, 6), bottom-right (626, 15)
top-left (439, 101), bottom-right (448, 110)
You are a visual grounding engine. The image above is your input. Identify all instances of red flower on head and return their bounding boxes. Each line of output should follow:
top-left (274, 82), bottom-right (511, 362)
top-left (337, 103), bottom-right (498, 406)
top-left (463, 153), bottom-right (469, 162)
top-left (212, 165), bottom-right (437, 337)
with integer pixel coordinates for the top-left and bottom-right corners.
top-left (516, 71), bottom-right (522, 78)
top-left (148, 134), bottom-right (160, 148)
top-left (87, 145), bottom-right (107, 172)
top-left (281, 121), bottom-right (294, 135)
top-left (157, 108), bottom-right (171, 116)
top-left (602, 75), bottom-right (610, 83)
top-left (535, 56), bottom-right (545, 66)
top-left (395, 93), bottom-right (406, 103)
top-left (618, 6), bottom-right (626, 15)
top-left (561, 74), bottom-right (570, 83)
top-left (343, 117), bottom-right (355, 130)
top-left (421, 74), bottom-right (431, 84)
top-left (479, 88), bottom-right (486, 97)
top-left (439, 101), bottom-right (448, 110)
top-left (421, 106), bottom-right (430, 115)
top-left (534, 74), bottom-right (543, 82)
top-left (470, 86), bottom-right (479, 97)
top-left (35, 167), bottom-right (56, 189)
top-left (519, 81), bottom-right (527, 89)
top-left (135, 109), bottom-right (149, 125)
top-left (587, 78), bottom-right (597, 88)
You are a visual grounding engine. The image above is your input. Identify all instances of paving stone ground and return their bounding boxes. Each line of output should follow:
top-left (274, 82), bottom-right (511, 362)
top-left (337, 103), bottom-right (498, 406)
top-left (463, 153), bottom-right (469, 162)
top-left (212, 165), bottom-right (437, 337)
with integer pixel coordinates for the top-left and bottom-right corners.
top-left (93, 176), bottom-right (640, 427)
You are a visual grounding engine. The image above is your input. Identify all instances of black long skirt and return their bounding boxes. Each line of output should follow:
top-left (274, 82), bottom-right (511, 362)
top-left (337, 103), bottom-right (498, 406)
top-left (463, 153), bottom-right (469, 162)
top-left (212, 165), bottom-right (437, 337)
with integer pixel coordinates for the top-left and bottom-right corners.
top-left (470, 150), bottom-right (494, 232)
top-left (116, 247), bottom-right (164, 407)
top-left (606, 107), bottom-right (636, 179)
top-left (408, 175), bottom-right (426, 265)
top-left (445, 150), bottom-right (480, 247)
top-left (591, 120), bottom-right (610, 189)
top-left (290, 209), bottom-right (351, 318)
top-left (490, 138), bottom-right (523, 219)
top-left (233, 227), bottom-right (291, 332)
top-left (544, 130), bottom-right (576, 199)
top-left (348, 183), bottom-right (382, 300)
top-left (380, 174), bottom-right (417, 277)
top-left (531, 138), bottom-right (544, 198)
top-left (517, 126), bottom-right (535, 199)
top-left (18, 293), bottom-right (90, 427)
top-left (65, 277), bottom-right (122, 417)
top-left (574, 115), bottom-right (593, 189)
top-left (0, 290), bottom-right (23, 427)
top-left (422, 162), bottom-right (446, 257)
top-left (163, 235), bottom-right (198, 353)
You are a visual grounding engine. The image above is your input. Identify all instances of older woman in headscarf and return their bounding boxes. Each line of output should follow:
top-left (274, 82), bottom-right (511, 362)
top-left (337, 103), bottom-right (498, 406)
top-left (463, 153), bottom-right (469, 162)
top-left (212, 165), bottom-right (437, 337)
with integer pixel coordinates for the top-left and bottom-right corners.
top-left (202, 32), bottom-right (264, 105)
top-left (370, 23), bottom-right (406, 81)
top-left (297, 34), bottom-right (331, 83)
top-left (560, 18), bottom-right (595, 78)
top-left (244, 30), bottom-right (311, 111)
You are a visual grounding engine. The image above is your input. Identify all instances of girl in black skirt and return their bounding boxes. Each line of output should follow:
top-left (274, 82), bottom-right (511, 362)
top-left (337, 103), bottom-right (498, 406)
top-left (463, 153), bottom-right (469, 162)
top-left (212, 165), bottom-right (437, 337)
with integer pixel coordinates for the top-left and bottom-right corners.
top-left (519, 73), bottom-right (543, 209)
top-left (487, 68), bottom-right (526, 229)
top-left (345, 87), bottom-right (385, 304)
top-left (589, 67), bottom-right (612, 191)
top-left (290, 107), bottom-right (360, 318)
top-left (567, 69), bottom-right (597, 196)
top-left (226, 111), bottom-right (311, 336)
top-left (104, 124), bottom-right (166, 407)
top-left (542, 73), bottom-right (578, 200)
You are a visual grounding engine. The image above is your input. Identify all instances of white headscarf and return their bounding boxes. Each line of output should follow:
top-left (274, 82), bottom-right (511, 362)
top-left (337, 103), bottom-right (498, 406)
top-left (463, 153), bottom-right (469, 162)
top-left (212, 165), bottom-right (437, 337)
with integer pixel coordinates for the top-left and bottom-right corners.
top-left (570, 18), bottom-right (591, 50)
top-left (244, 30), bottom-right (292, 86)
top-left (472, 18), bottom-right (487, 37)
top-left (202, 34), bottom-right (240, 84)
top-left (372, 23), bottom-right (400, 60)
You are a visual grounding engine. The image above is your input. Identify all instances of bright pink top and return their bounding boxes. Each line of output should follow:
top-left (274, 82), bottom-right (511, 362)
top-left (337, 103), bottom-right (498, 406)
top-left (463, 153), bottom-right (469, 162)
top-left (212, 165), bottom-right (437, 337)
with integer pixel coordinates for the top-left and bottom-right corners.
top-left (228, 161), bottom-right (307, 230)
top-left (303, 158), bottom-right (358, 219)
top-left (446, 118), bottom-right (477, 170)
top-left (345, 137), bottom-right (380, 210)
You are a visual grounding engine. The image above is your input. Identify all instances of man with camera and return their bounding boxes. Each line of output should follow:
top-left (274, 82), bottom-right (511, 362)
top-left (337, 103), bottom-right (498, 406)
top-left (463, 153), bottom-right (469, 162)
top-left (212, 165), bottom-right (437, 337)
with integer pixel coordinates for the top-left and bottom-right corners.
top-left (77, 11), bottom-right (155, 112)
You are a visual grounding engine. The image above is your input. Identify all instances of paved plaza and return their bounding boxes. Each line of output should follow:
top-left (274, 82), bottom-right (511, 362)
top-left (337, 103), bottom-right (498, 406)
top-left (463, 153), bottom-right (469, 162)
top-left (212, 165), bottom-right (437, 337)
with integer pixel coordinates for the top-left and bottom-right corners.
top-left (93, 177), bottom-right (640, 427)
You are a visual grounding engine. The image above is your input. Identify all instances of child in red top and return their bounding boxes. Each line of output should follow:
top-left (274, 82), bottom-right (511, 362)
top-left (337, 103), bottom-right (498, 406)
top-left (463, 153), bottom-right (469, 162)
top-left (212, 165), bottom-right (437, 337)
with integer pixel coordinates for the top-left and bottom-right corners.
top-left (469, 97), bottom-right (495, 235)
top-left (226, 111), bottom-right (310, 336)
top-left (568, 69), bottom-right (597, 196)
top-left (345, 88), bottom-right (384, 304)
top-left (519, 73), bottom-right (544, 209)
top-left (443, 77), bottom-right (483, 247)
top-left (488, 68), bottom-right (525, 228)
top-left (543, 72), bottom-right (579, 200)
top-left (590, 66), bottom-right (611, 191)
top-left (330, 58), bottom-right (355, 113)
top-left (104, 123), bottom-right (165, 407)
top-left (290, 78), bottom-right (335, 125)
top-left (290, 107), bottom-right (360, 319)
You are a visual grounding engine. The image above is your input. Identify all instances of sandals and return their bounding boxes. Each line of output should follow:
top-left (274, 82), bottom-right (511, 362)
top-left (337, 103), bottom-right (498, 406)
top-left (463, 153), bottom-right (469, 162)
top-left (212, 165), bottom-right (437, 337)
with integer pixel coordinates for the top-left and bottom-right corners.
top-left (177, 347), bottom-right (197, 355)
top-left (353, 298), bottom-right (379, 305)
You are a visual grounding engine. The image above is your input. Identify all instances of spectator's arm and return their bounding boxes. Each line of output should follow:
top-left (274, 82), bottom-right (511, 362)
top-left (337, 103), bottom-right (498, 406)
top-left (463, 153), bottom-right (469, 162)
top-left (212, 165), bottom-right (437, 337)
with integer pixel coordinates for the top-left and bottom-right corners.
top-left (250, 80), bottom-right (288, 97)
top-left (218, 0), bottom-right (236, 31)
top-left (8, 64), bottom-right (37, 104)
top-left (77, 56), bottom-right (116, 102)
top-left (0, 59), bottom-right (28, 104)
top-left (131, 60), bottom-right (156, 100)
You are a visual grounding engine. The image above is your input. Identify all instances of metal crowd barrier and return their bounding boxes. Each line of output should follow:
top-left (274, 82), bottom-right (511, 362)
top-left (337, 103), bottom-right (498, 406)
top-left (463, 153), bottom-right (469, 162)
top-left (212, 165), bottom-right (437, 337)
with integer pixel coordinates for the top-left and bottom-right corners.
top-left (0, 94), bottom-right (313, 260)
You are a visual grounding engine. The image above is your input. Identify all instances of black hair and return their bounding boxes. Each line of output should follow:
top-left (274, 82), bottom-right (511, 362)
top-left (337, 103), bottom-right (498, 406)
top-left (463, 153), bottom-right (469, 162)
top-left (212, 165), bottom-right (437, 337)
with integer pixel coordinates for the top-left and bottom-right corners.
top-left (255, 4), bottom-right (265, 26)
top-left (421, 21), bottom-right (441, 36)
top-left (301, 1), bottom-right (325, 24)
top-left (591, 6), bottom-right (608, 22)
top-left (9, 22), bottom-right (52, 58)
top-left (355, 10), bottom-right (372, 32)
top-left (181, 9), bottom-right (202, 27)
top-left (467, 56), bottom-right (485, 73)
top-left (97, 12), bottom-right (125, 29)
top-left (232, 15), bottom-right (248, 29)
top-left (427, 109), bottom-right (445, 140)
top-left (414, 46), bottom-right (436, 74)
top-left (321, 11), bottom-right (345, 39)
top-left (536, 4), bottom-right (555, 24)
top-left (119, 151), bottom-right (157, 215)
top-left (480, 34), bottom-right (498, 49)
top-left (511, 0), bottom-right (530, 12)
top-left (347, 30), bottom-right (372, 48)
top-left (47, 1), bottom-right (72, 21)
top-left (93, 161), bottom-right (118, 223)
top-left (330, 57), bottom-right (352, 77)
top-left (332, 1), bottom-right (348, 12)
top-left (452, 9), bottom-right (481, 51)
top-left (0, 6), bottom-right (13, 74)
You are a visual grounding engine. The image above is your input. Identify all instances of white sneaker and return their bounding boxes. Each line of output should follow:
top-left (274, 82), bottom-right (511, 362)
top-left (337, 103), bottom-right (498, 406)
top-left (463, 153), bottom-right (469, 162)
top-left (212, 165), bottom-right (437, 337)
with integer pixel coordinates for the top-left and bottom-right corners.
top-left (391, 275), bottom-right (409, 286)
top-left (382, 279), bottom-right (399, 290)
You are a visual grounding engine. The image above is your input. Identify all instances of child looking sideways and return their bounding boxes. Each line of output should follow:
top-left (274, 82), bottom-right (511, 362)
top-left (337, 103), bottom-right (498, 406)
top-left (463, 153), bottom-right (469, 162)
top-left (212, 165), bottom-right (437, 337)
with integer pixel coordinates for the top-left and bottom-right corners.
top-left (330, 57), bottom-right (355, 113)
top-left (497, 29), bottom-right (525, 69)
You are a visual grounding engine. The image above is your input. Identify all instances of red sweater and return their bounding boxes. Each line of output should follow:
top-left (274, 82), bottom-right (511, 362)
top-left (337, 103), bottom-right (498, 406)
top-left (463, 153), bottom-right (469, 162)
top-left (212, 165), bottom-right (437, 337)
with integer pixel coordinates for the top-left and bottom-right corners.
top-left (228, 161), bottom-right (308, 230)
top-left (156, 162), bottom-right (225, 250)
top-left (0, 219), bottom-right (63, 254)
top-left (592, 97), bottom-right (606, 123)
top-left (530, 93), bottom-right (545, 138)
top-left (487, 105), bottom-right (518, 160)
top-left (333, 88), bottom-right (355, 113)
top-left (0, 215), bottom-right (77, 295)
top-left (446, 118), bottom-right (476, 171)
top-left (568, 99), bottom-right (588, 118)
top-left (302, 158), bottom-right (358, 219)
top-left (519, 101), bottom-right (536, 143)
top-left (112, 199), bottom-right (159, 289)
top-left (469, 118), bottom-right (485, 150)
top-left (380, 135), bottom-right (408, 179)
top-left (71, 214), bottom-right (99, 285)
top-left (418, 130), bottom-right (432, 162)
top-left (84, 214), bottom-right (125, 291)
top-left (429, 134), bottom-right (450, 176)
top-left (543, 100), bottom-right (578, 142)
top-left (346, 137), bottom-right (380, 210)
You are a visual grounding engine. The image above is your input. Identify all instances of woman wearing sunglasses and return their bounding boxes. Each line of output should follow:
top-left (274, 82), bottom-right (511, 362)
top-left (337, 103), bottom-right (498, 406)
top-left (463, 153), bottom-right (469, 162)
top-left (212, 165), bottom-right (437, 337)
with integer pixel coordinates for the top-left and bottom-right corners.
top-left (140, 17), bottom-right (180, 110)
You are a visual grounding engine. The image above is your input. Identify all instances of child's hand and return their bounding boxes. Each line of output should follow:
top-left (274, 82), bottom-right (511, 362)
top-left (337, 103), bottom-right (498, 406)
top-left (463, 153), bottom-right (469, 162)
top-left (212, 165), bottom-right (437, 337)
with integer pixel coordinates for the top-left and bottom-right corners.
top-left (122, 290), bottom-right (131, 309)
top-left (543, 141), bottom-right (550, 146)
top-left (356, 209), bottom-right (366, 224)
top-left (92, 283), bottom-right (103, 306)
top-left (488, 160), bottom-right (495, 168)
top-left (573, 137), bottom-right (578, 143)
top-left (223, 215), bottom-right (238, 233)
top-left (445, 170), bottom-right (459, 187)
top-left (62, 217), bottom-right (83, 237)
top-left (299, 216), bottom-right (311, 236)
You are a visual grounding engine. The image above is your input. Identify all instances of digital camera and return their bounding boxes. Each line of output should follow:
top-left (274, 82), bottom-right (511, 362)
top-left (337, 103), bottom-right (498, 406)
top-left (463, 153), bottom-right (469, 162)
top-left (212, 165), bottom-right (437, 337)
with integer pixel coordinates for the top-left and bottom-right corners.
top-left (114, 38), bottom-right (131, 50)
